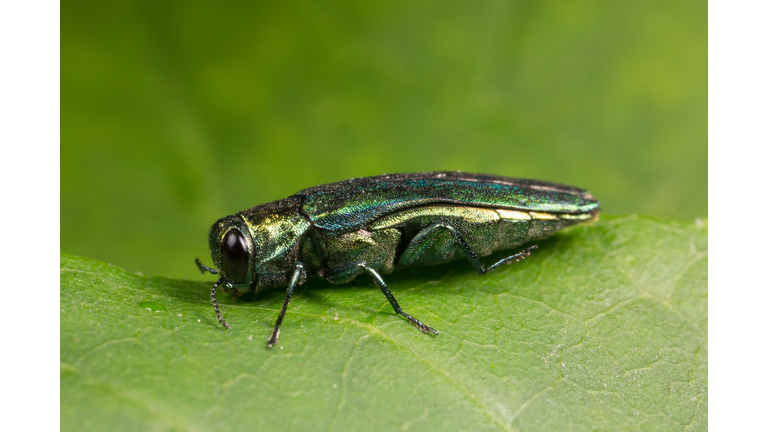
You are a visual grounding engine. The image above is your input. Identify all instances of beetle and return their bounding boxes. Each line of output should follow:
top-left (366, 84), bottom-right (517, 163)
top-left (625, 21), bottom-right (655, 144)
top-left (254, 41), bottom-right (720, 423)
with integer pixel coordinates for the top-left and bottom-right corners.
top-left (196, 171), bottom-right (599, 347)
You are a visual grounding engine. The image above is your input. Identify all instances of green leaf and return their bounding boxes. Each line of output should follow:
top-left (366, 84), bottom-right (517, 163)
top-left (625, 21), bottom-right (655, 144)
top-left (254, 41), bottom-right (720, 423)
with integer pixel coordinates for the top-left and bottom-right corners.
top-left (61, 216), bottom-right (707, 431)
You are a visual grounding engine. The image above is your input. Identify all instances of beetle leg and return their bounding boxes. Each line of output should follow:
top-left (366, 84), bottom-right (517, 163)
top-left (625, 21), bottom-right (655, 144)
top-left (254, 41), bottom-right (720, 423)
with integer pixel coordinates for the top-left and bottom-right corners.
top-left (358, 263), bottom-right (438, 336)
top-left (433, 223), bottom-right (538, 275)
top-left (196, 258), bottom-right (219, 275)
top-left (478, 245), bottom-right (538, 274)
top-left (267, 262), bottom-right (306, 349)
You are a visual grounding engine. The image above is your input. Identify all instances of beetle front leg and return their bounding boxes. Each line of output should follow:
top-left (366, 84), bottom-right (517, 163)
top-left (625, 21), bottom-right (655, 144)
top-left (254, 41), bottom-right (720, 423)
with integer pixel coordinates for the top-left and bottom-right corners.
top-left (195, 258), bottom-right (219, 275)
top-left (266, 262), bottom-right (306, 349)
top-left (358, 263), bottom-right (438, 336)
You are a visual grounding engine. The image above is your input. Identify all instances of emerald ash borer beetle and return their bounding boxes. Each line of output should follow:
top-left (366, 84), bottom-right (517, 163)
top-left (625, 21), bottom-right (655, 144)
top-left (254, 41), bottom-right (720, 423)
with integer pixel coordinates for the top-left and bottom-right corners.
top-left (196, 171), bottom-right (599, 347)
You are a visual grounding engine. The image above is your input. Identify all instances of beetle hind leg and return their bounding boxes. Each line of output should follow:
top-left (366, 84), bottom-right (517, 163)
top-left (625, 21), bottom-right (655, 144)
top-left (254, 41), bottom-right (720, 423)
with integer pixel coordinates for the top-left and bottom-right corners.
top-left (402, 222), bottom-right (537, 276)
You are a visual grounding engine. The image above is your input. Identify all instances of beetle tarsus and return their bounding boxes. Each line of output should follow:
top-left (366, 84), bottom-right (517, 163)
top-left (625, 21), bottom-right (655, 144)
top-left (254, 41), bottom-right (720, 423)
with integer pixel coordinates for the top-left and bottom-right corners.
top-left (503, 245), bottom-right (538, 264)
top-left (401, 311), bottom-right (439, 336)
top-left (266, 329), bottom-right (280, 349)
top-left (210, 277), bottom-right (230, 330)
top-left (478, 244), bottom-right (538, 274)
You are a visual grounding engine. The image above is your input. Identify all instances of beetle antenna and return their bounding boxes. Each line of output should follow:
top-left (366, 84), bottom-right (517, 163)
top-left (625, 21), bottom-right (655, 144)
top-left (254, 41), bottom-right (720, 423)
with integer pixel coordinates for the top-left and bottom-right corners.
top-left (211, 277), bottom-right (230, 330)
top-left (196, 258), bottom-right (219, 274)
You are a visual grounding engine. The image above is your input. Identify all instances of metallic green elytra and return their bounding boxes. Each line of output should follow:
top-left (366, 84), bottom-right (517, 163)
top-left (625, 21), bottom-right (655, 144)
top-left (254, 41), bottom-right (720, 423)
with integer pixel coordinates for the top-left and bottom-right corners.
top-left (196, 171), bottom-right (599, 347)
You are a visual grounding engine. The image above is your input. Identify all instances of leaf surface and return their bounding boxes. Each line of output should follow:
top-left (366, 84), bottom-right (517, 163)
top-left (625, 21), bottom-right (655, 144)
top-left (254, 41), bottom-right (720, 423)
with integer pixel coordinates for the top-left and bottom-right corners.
top-left (61, 216), bottom-right (707, 431)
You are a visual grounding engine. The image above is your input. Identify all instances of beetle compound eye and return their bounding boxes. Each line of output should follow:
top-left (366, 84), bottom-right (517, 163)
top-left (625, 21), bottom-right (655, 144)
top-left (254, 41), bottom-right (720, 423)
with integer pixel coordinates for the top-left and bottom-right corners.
top-left (221, 229), bottom-right (248, 283)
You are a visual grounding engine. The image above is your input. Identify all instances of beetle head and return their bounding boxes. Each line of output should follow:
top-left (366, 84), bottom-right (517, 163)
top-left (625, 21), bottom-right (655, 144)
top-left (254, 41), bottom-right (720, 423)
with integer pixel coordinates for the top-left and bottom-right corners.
top-left (208, 197), bottom-right (311, 294)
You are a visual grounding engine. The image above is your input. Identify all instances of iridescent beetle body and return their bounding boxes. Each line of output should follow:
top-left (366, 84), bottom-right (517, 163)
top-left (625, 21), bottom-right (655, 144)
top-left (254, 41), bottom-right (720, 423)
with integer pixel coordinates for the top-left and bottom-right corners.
top-left (196, 172), bottom-right (599, 347)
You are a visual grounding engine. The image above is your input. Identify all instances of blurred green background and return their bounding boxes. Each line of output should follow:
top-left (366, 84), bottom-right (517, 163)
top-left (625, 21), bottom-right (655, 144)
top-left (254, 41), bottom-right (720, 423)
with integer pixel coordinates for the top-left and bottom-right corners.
top-left (61, 1), bottom-right (706, 280)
